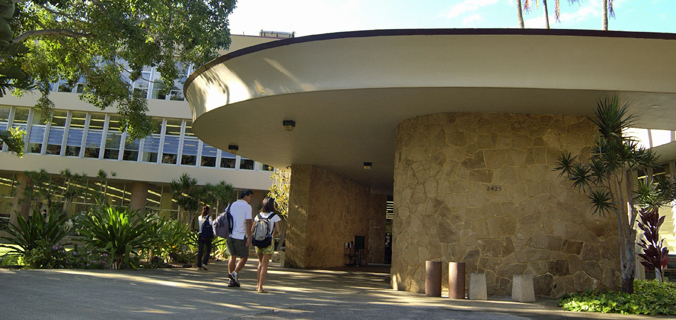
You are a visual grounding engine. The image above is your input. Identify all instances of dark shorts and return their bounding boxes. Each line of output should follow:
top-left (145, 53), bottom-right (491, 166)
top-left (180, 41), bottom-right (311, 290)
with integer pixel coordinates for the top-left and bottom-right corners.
top-left (226, 237), bottom-right (249, 258)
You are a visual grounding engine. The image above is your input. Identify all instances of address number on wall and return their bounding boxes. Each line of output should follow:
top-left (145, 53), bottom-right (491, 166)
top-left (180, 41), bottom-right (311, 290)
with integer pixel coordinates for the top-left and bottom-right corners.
top-left (486, 185), bottom-right (502, 191)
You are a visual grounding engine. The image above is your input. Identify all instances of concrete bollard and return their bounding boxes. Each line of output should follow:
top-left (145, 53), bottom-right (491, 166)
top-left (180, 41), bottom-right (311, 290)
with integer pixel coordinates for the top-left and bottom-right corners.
top-left (425, 261), bottom-right (442, 297)
top-left (448, 262), bottom-right (466, 299)
top-left (512, 274), bottom-right (535, 302)
top-left (468, 273), bottom-right (487, 300)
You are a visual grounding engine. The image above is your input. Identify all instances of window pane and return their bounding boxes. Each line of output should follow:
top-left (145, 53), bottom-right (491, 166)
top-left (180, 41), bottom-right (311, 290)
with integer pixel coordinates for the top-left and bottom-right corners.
top-left (57, 79), bottom-right (73, 92)
top-left (66, 112), bottom-right (86, 156)
top-left (261, 164), bottom-right (274, 171)
top-left (239, 158), bottom-right (254, 170)
top-left (142, 135), bottom-right (160, 162)
top-left (12, 108), bottom-right (29, 125)
top-left (88, 113), bottom-right (105, 130)
top-left (201, 144), bottom-right (218, 168)
top-left (180, 136), bottom-right (198, 166)
top-left (0, 106), bottom-right (9, 149)
top-left (165, 119), bottom-right (182, 136)
top-left (162, 135), bottom-right (179, 164)
top-left (104, 132), bottom-right (121, 160)
top-left (220, 152), bottom-right (236, 169)
top-left (27, 125), bottom-right (45, 154)
top-left (50, 110), bottom-right (68, 127)
top-left (84, 130), bottom-right (102, 158)
top-left (123, 139), bottom-right (140, 161)
top-left (46, 127), bottom-right (64, 155)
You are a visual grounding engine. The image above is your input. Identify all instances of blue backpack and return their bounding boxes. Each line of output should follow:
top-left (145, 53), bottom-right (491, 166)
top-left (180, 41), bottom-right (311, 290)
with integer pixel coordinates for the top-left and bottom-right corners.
top-left (200, 216), bottom-right (214, 240)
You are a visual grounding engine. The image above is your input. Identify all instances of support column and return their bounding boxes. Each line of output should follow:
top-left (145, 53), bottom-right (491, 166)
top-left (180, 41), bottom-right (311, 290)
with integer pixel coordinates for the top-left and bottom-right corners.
top-left (10, 172), bottom-right (31, 226)
top-left (129, 181), bottom-right (149, 212)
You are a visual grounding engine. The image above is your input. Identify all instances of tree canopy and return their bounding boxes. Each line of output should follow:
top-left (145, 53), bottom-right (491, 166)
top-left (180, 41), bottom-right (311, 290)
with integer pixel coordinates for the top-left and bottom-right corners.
top-left (0, 0), bottom-right (236, 142)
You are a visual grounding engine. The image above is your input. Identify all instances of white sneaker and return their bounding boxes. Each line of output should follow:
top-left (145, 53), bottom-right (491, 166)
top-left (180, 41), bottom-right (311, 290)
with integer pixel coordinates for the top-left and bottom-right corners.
top-left (201, 265), bottom-right (208, 270)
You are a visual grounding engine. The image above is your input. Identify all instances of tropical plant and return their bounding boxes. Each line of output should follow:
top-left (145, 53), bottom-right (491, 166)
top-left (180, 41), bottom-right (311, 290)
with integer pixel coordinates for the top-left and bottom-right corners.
top-left (0, 126), bottom-right (25, 156)
top-left (516, 0), bottom-right (525, 28)
top-left (24, 242), bottom-right (108, 269)
top-left (76, 205), bottom-right (160, 269)
top-left (637, 206), bottom-right (670, 282)
top-left (268, 168), bottom-right (290, 250)
top-left (602, 0), bottom-right (615, 30)
top-left (0, 209), bottom-right (70, 259)
top-left (1, 0), bottom-right (236, 141)
top-left (170, 173), bottom-right (204, 226)
top-left (202, 181), bottom-right (235, 213)
top-left (559, 280), bottom-right (676, 315)
top-left (59, 169), bottom-right (88, 212)
top-left (153, 218), bottom-right (193, 263)
top-left (555, 96), bottom-right (676, 293)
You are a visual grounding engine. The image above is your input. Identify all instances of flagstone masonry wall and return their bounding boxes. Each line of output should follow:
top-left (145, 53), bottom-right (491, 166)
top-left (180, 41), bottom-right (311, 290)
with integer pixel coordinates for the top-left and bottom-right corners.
top-left (392, 112), bottom-right (621, 297)
top-left (286, 164), bottom-right (384, 268)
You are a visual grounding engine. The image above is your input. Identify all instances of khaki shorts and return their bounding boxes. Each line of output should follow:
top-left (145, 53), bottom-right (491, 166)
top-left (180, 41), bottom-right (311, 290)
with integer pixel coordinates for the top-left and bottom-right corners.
top-left (226, 237), bottom-right (249, 258)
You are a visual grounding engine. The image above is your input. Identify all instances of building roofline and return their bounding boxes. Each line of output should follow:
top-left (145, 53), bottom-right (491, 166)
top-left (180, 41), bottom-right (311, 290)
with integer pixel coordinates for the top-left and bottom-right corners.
top-left (185, 28), bottom-right (676, 93)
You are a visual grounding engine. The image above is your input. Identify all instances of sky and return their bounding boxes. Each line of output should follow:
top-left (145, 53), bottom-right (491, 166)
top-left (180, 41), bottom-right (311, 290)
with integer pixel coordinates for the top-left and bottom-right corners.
top-left (228, 0), bottom-right (676, 37)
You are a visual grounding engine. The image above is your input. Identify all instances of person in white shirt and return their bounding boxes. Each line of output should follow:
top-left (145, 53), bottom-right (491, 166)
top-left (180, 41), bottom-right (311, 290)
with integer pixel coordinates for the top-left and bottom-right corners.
top-left (226, 189), bottom-right (253, 287)
top-left (196, 206), bottom-right (212, 270)
top-left (252, 197), bottom-right (281, 293)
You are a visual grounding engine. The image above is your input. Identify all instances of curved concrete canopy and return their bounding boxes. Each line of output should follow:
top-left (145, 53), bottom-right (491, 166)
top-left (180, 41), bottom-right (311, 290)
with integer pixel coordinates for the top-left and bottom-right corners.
top-left (185, 29), bottom-right (676, 194)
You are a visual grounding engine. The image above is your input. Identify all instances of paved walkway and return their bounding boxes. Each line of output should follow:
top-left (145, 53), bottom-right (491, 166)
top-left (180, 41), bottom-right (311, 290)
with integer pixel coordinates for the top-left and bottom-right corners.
top-left (0, 261), bottom-right (667, 320)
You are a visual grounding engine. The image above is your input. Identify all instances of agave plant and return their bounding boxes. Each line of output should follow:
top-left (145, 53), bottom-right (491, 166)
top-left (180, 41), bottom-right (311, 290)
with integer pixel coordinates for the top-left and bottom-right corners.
top-left (0, 209), bottom-right (70, 258)
top-left (77, 205), bottom-right (160, 269)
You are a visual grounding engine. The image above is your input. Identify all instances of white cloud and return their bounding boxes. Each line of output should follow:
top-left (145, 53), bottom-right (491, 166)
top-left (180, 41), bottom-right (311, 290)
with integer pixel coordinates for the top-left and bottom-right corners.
top-left (463, 14), bottom-right (484, 27)
top-left (445, 0), bottom-right (502, 18)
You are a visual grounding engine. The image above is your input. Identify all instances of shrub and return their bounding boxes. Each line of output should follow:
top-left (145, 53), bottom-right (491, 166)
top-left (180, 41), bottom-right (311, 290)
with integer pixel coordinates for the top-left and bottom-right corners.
top-left (76, 205), bottom-right (160, 269)
top-left (0, 210), bottom-right (70, 259)
top-left (559, 280), bottom-right (676, 315)
top-left (24, 241), bottom-right (108, 269)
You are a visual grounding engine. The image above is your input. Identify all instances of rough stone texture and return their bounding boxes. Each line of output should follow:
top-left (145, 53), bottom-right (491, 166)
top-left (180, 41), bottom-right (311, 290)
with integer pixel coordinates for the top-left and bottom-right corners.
top-left (392, 113), bottom-right (620, 297)
top-left (286, 164), bottom-right (384, 269)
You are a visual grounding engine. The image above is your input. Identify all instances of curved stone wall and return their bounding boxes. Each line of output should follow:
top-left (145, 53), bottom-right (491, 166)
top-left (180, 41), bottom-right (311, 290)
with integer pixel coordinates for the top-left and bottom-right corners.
top-left (392, 112), bottom-right (620, 297)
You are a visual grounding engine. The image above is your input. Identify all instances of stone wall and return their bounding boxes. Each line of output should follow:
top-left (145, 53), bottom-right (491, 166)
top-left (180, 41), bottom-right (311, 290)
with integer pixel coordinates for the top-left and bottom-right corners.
top-left (392, 112), bottom-right (620, 297)
top-left (286, 164), bottom-right (384, 268)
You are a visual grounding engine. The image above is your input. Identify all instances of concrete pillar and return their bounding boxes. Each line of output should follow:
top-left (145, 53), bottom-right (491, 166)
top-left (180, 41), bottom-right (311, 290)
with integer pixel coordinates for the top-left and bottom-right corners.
top-left (129, 181), bottom-right (149, 212)
top-left (468, 273), bottom-right (487, 300)
top-left (10, 172), bottom-right (31, 225)
top-left (449, 262), bottom-right (466, 299)
top-left (512, 274), bottom-right (535, 302)
top-left (425, 261), bottom-right (442, 297)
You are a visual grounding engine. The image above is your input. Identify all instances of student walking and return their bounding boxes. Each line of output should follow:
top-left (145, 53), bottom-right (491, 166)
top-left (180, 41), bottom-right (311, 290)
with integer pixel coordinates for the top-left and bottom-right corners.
top-left (196, 206), bottom-right (213, 270)
top-left (252, 197), bottom-right (281, 293)
top-left (226, 189), bottom-right (253, 287)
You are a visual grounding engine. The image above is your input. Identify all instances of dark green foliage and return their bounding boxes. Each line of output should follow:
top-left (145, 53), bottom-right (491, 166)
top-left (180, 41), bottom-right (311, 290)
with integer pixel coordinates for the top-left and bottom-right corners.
top-left (559, 280), bottom-right (676, 315)
top-left (3, 0), bottom-right (236, 141)
top-left (24, 243), bottom-right (108, 269)
top-left (0, 209), bottom-right (70, 257)
top-left (76, 205), bottom-right (160, 269)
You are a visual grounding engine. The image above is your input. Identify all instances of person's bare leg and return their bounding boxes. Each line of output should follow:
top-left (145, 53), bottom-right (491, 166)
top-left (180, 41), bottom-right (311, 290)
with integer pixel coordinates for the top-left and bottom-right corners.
top-left (256, 254), bottom-right (264, 291)
top-left (235, 256), bottom-right (248, 273)
top-left (228, 255), bottom-right (237, 274)
top-left (258, 254), bottom-right (271, 291)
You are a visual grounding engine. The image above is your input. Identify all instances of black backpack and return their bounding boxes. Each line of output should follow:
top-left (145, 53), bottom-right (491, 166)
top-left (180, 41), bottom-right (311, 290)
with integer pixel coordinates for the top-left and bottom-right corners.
top-left (200, 216), bottom-right (214, 240)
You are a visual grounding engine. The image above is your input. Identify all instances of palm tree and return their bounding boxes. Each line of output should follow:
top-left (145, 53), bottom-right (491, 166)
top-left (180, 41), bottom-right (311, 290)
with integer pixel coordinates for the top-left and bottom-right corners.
top-left (555, 96), bottom-right (676, 293)
top-left (517, 0), bottom-right (525, 28)
top-left (524, 0), bottom-right (555, 29)
top-left (602, 0), bottom-right (615, 30)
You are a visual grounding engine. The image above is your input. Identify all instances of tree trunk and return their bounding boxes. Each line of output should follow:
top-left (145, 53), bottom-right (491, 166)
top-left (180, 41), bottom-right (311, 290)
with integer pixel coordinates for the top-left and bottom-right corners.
top-left (517, 0), bottom-right (525, 28)
top-left (277, 219), bottom-right (287, 251)
top-left (543, 0), bottom-right (550, 29)
top-left (602, 0), bottom-right (608, 30)
top-left (621, 228), bottom-right (636, 293)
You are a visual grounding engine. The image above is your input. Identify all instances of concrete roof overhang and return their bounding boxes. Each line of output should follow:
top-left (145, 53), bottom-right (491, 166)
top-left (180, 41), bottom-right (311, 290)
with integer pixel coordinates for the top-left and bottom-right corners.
top-left (184, 29), bottom-right (676, 195)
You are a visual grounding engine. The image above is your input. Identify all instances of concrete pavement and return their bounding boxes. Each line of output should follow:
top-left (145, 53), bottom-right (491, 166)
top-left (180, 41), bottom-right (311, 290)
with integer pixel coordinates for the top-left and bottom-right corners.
top-left (0, 260), bottom-right (667, 320)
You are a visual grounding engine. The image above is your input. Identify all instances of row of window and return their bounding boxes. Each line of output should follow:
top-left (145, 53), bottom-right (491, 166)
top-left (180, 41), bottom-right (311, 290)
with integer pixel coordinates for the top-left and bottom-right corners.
top-left (0, 106), bottom-right (273, 171)
top-left (51, 65), bottom-right (192, 101)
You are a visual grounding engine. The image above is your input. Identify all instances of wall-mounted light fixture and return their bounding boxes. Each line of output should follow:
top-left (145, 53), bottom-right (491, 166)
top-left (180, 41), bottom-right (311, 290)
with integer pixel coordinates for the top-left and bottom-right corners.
top-left (228, 145), bottom-right (239, 154)
top-left (364, 162), bottom-right (372, 170)
top-left (283, 120), bottom-right (296, 131)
